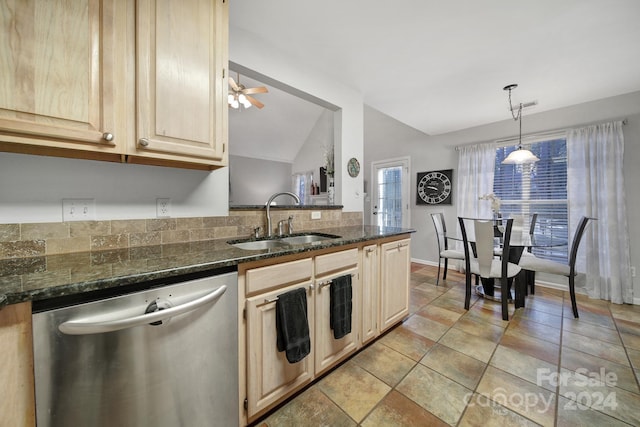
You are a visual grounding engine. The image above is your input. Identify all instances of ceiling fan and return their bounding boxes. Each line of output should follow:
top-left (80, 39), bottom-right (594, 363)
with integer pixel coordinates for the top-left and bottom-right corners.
top-left (228, 72), bottom-right (268, 109)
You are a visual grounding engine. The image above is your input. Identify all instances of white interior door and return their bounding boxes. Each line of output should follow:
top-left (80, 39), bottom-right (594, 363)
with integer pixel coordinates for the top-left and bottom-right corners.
top-left (370, 157), bottom-right (410, 228)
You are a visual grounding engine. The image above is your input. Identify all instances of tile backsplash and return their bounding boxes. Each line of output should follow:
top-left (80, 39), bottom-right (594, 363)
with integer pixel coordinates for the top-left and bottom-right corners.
top-left (0, 209), bottom-right (363, 260)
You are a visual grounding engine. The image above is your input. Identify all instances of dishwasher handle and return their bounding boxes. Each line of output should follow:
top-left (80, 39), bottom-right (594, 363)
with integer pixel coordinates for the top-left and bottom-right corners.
top-left (58, 285), bottom-right (227, 335)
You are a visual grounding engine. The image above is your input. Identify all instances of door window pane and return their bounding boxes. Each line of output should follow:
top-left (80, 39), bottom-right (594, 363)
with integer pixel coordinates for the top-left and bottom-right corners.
top-left (377, 166), bottom-right (403, 228)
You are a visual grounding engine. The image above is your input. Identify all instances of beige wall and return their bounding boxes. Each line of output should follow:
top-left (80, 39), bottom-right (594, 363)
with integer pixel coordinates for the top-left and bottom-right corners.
top-left (364, 92), bottom-right (640, 302)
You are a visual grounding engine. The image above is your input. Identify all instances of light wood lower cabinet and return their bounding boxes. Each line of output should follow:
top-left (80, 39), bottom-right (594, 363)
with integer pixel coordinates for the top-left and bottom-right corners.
top-left (361, 243), bottom-right (380, 344)
top-left (313, 248), bottom-right (359, 375)
top-left (0, 302), bottom-right (35, 427)
top-left (246, 281), bottom-right (315, 418)
top-left (242, 250), bottom-right (359, 422)
top-left (241, 237), bottom-right (411, 424)
top-left (379, 238), bottom-right (411, 332)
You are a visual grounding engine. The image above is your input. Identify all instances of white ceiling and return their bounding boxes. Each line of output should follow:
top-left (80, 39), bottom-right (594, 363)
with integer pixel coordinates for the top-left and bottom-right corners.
top-left (229, 0), bottom-right (640, 159)
top-left (227, 72), bottom-right (329, 162)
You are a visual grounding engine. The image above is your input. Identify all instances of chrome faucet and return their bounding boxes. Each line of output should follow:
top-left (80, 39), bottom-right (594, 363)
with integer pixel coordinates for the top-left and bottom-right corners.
top-left (277, 219), bottom-right (286, 236)
top-left (265, 192), bottom-right (300, 237)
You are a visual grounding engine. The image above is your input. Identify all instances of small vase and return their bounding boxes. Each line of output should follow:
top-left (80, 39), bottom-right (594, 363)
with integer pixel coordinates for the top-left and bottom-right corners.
top-left (327, 176), bottom-right (335, 205)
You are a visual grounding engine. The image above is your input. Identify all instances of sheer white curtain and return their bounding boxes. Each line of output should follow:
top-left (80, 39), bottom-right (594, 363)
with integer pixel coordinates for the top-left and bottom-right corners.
top-left (567, 120), bottom-right (632, 304)
top-left (456, 142), bottom-right (496, 219)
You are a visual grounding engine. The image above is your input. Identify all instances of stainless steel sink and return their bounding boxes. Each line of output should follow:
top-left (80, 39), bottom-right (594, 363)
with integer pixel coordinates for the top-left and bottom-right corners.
top-left (228, 233), bottom-right (341, 250)
top-left (279, 233), bottom-right (340, 245)
top-left (229, 240), bottom-right (287, 250)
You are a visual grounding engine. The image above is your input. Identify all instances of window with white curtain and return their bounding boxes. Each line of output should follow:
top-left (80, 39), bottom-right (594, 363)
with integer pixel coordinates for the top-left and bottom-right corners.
top-left (493, 138), bottom-right (568, 263)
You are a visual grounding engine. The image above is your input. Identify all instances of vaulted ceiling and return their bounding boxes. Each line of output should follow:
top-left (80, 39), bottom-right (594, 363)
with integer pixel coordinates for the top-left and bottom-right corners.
top-left (229, 0), bottom-right (640, 160)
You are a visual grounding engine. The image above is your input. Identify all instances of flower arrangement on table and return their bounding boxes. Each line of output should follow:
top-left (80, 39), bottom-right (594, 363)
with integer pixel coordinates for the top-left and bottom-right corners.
top-left (479, 193), bottom-right (502, 213)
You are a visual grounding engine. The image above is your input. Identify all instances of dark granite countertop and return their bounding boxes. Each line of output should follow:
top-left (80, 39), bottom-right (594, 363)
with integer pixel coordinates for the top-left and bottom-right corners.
top-left (0, 226), bottom-right (414, 308)
top-left (229, 205), bottom-right (343, 210)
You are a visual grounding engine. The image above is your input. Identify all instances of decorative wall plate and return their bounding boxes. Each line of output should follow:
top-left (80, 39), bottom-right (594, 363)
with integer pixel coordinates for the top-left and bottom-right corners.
top-left (347, 157), bottom-right (360, 177)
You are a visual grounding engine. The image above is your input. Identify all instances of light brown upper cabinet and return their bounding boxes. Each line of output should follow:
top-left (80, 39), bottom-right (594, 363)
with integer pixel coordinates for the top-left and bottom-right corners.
top-left (0, 0), bottom-right (229, 170)
top-left (0, 0), bottom-right (126, 161)
top-left (133, 0), bottom-right (228, 169)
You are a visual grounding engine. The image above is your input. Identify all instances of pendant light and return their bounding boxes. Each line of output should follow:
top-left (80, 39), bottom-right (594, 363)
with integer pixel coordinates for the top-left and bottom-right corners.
top-left (501, 84), bottom-right (539, 165)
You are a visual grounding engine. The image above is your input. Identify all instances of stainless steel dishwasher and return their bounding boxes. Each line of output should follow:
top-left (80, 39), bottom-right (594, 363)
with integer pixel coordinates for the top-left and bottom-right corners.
top-left (32, 270), bottom-right (238, 427)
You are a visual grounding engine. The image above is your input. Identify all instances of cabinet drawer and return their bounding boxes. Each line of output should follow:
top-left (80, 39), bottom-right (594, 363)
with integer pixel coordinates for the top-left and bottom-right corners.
top-left (246, 258), bottom-right (313, 295)
top-left (315, 248), bottom-right (358, 276)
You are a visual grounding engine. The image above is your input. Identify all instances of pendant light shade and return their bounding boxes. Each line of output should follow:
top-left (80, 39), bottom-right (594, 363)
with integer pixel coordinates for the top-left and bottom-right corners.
top-left (502, 146), bottom-right (540, 164)
top-left (501, 84), bottom-right (539, 166)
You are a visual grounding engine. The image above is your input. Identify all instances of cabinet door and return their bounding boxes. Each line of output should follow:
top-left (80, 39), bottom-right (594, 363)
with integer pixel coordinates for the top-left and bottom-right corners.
top-left (314, 249), bottom-right (359, 375)
top-left (135, 0), bottom-right (228, 167)
top-left (314, 267), bottom-right (359, 375)
top-left (0, 0), bottom-right (124, 155)
top-left (246, 282), bottom-right (314, 420)
top-left (361, 244), bottom-right (379, 345)
top-left (0, 302), bottom-right (35, 427)
top-left (380, 238), bottom-right (411, 332)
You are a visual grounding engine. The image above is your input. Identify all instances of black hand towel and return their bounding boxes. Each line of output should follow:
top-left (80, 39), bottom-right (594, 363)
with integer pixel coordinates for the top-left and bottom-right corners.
top-left (330, 275), bottom-right (352, 339)
top-left (275, 287), bottom-right (311, 363)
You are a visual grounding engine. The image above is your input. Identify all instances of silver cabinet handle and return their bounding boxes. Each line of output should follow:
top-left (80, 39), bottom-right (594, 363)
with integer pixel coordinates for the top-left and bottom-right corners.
top-left (58, 285), bottom-right (227, 335)
top-left (318, 280), bottom-right (332, 289)
top-left (138, 138), bottom-right (150, 147)
top-left (102, 132), bottom-right (114, 142)
top-left (263, 284), bottom-right (313, 304)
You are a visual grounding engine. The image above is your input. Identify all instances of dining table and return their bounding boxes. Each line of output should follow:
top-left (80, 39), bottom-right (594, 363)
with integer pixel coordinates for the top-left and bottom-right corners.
top-left (444, 220), bottom-right (568, 309)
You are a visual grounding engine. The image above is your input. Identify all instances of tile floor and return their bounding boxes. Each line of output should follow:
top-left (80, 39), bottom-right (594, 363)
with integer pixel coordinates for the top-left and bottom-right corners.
top-left (256, 264), bottom-right (640, 426)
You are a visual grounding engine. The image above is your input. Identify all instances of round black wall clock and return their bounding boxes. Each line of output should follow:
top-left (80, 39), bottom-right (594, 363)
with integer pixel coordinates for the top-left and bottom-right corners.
top-left (416, 169), bottom-right (453, 205)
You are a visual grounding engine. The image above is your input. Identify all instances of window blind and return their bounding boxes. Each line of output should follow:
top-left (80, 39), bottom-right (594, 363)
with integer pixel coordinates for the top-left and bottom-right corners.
top-left (493, 138), bottom-right (569, 263)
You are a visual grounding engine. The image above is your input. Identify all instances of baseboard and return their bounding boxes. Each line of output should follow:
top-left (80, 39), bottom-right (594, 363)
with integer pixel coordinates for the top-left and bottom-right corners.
top-left (411, 258), bottom-right (463, 271)
top-left (533, 279), bottom-right (570, 292)
top-left (411, 258), bottom-right (435, 267)
top-left (410, 260), bottom-right (640, 304)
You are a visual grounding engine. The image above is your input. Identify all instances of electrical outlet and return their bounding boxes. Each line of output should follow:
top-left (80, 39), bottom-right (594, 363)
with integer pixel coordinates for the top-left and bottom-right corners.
top-left (311, 211), bottom-right (321, 220)
top-left (62, 199), bottom-right (96, 222)
top-left (631, 266), bottom-right (636, 278)
top-left (156, 198), bottom-right (171, 218)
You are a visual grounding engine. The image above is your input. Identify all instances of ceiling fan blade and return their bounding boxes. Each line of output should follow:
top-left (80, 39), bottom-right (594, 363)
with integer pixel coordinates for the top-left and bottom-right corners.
top-left (243, 86), bottom-right (268, 95)
top-left (229, 77), bottom-right (239, 91)
top-left (246, 95), bottom-right (264, 109)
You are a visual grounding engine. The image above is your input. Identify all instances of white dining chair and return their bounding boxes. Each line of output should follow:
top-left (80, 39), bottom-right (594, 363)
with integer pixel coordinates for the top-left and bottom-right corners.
top-left (430, 213), bottom-right (465, 285)
top-left (518, 216), bottom-right (594, 318)
top-left (458, 217), bottom-right (521, 321)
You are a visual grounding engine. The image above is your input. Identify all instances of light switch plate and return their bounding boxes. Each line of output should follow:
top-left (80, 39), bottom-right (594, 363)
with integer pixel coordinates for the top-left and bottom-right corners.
top-left (62, 199), bottom-right (96, 222)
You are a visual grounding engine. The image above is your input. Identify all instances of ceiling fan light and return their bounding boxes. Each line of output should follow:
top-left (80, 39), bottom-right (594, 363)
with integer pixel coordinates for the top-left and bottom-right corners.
top-left (502, 147), bottom-right (540, 164)
top-left (227, 94), bottom-right (235, 104)
top-left (231, 99), bottom-right (239, 109)
top-left (242, 99), bottom-right (252, 108)
top-left (238, 94), bottom-right (247, 103)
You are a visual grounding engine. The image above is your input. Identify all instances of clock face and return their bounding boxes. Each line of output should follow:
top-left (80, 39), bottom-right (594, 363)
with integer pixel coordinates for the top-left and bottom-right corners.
top-left (347, 157), bottom-right (360, 177)
top-left (416, 170), bottom-right (453, 205)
